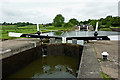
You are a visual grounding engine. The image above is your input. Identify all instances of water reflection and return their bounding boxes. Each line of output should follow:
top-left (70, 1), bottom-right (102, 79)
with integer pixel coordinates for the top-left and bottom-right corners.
top-left (42, 31), bottom-right (119, 37)
top-left (42, 31), bottom-right (119, 42)
top-left (8, 56), bottom-right (79, 78)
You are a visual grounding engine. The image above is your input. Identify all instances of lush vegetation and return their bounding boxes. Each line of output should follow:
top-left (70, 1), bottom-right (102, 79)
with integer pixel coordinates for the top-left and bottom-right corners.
top-left (0, 25), bottom-right (74, 40)
top-left (1, 14), bottom-right (120, 40)
top-left (80, 16), bottom-right (120, 30)
top-left (53, 14), bottom-right (65, 27)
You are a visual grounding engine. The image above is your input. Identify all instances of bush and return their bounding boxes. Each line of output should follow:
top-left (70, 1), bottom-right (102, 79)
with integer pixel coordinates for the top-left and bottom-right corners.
top-left (99, 28), bottom-right (112, 31)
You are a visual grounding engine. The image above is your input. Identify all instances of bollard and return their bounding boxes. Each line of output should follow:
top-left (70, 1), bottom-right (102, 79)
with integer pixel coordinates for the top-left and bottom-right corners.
top-left (101, 52), bottom-right (109, 61)
top-left (72, 39), bottom-right (77, 45)
top-left (49, 38), bottom-right (55, 44)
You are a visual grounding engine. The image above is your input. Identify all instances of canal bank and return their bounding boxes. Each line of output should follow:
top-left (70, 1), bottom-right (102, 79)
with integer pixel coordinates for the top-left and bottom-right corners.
top-left (1, 38), bottom-right (83, 78)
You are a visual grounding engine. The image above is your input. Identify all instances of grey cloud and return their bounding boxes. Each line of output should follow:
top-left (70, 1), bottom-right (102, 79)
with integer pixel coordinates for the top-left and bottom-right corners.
top-left (1, 0), bottom-right (118, 23)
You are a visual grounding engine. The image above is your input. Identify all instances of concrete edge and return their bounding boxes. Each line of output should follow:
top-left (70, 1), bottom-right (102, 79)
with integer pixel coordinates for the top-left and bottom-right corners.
top-left (77, 43), bottom-right (103, 78)
top-left (0, 41), bottom-right (41, 60)
top-left (77, 45), bottom-right (84, 78)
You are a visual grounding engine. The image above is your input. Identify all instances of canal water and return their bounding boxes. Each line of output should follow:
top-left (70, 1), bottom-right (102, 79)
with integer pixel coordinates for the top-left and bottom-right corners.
top-left (42, 31), bottom-right (119, 45)
top-left (42, 31), bottom-right (119, 37)
top-left (8, 55), bottom-right (80, 78)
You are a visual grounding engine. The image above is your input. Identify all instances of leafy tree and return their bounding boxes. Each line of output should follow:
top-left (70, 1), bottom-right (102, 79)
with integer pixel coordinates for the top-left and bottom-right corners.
top-left (53, 14), bottom-right (65, 27)
top-left (80, 21), bottom-right (89, 24)
top-left (111, 17), bottom-right (120, 27)
top-left (69, 18), bottom-right (79, 26)
top-left (64, 22), bottom-right (74, 27)
top-left (45, 23), bottom-right (52, 27)
top-left (90, 20), bottom-right (97, 30)
top-left (16, 22), bottom-right (26, 27)
top-left (98, 21), bottom-right (103, 29)
top-left (105, 22), bottom-right (111, 28)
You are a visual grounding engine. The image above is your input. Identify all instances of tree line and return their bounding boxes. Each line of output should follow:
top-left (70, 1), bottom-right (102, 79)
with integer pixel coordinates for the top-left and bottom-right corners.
top-left (1, 14), bottom-right (120, 30)
top-left (53, 14), bottom-right (120, 28)
top-left (45, 14), bottom-right (120, 29)
top-left (1, 22), bottom-right (34, 27)
top-left (80, 16), bottom-right (120, 29)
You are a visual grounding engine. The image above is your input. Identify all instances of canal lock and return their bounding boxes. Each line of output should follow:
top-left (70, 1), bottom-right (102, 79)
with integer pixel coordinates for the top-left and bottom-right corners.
top-left (3, 43), bottom-right (83, 78)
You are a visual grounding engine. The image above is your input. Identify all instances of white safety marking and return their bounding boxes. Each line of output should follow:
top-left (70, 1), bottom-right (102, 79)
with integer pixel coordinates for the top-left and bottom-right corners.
top-left (9, 32), bottom-right (23, 37)
top-left (108, 35), bottom-right (119, 40)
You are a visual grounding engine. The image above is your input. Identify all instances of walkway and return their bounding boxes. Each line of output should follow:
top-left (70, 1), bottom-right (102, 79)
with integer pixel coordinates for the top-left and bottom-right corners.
top-left (77, 43), bottom-right (102, 78)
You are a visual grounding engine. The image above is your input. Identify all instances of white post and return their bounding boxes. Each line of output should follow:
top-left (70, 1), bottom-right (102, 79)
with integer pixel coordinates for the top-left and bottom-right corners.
top-left (101, 52), bottom-right (109, 61)
top-left (78, 26), bottom-right (80, 31)
top-left (62, 37), bottom-right (66, 43)
top-left (95, 22), bottom-right (98, 31)
top-left (87, 26), bottom-right (89, 31)
top-left (37, 24), bottom-right (39, 31)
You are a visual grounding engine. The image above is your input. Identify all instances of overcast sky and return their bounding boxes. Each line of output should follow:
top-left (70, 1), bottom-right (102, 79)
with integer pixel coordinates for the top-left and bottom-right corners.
top-left (0, 0), bottom-right (119, 24)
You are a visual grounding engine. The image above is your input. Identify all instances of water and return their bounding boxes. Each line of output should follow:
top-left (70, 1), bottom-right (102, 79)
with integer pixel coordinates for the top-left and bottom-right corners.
top-left (41, 31), bottom-right (119, 37)
top-left (42, 31), bottom-right (119, 44)
top-left (8, 56), bottom-right (79, 78)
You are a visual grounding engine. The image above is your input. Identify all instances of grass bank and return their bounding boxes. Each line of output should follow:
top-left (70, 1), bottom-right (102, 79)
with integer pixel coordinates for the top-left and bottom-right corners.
top-left (0, 25), bottom-right (74, 40)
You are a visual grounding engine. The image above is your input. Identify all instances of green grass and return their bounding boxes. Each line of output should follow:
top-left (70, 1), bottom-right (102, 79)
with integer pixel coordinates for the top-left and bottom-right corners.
top-left (110, 26), bottom-right (120, 28)
top-left (0, 25), bottom-right (74, 40)
top-left (101, 72), bottom-right (112, 80)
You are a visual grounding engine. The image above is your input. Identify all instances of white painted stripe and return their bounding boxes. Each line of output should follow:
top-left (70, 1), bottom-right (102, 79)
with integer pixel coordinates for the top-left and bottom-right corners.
top-left (9, 32), bottom-right (23, 37)
top-left (0, 49), bottom-right (11, 54)
top-left (108, 35), bottom-right (119, 40)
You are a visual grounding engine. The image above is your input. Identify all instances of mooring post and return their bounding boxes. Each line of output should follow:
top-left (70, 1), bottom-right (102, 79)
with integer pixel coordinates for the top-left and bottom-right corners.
top-left (49, 38), bottom-right (55, 44)
top-left (72, 39), bottom-right (77, 45)
top-left (101, 52), bottom-right (109, 61)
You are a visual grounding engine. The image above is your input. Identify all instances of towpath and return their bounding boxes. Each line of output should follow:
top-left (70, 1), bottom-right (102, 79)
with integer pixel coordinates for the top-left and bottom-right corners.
top-left (93, 40), bottom-right (119, 78)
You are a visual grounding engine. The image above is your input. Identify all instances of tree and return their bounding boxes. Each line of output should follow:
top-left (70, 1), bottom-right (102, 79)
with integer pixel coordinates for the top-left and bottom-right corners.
top-left (90, 20), bottom-right (97, 30)
top-left (111, 17), bottom-right (120, 27)
top-left (105, 22), bottom-right (111, 28)
top-left (98, 21), bottom-right (103, 29)
top-left (68, 18), bottom-right (79, 26)
top-left (53, 14), bottom-right (65, 27)
top-left (45, 23), bottom-right (52, 27)
top-left (63, 22), bottom-right (74, 27)
top-left (2, 22), bottom-right (7, 25)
